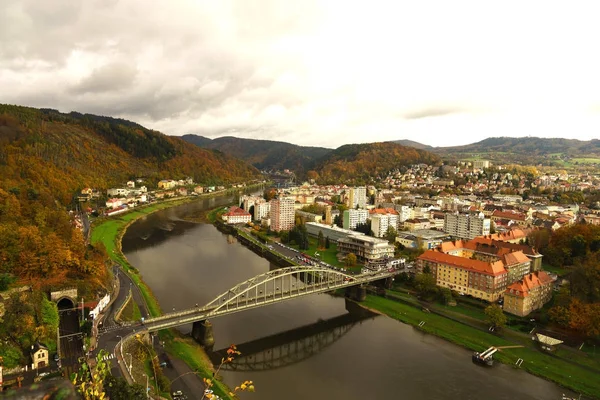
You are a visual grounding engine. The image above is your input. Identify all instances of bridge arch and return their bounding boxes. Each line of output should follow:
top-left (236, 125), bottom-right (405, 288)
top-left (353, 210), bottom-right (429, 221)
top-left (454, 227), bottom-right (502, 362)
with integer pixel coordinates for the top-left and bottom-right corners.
top-left (204, 266), bottom-right (356, 315)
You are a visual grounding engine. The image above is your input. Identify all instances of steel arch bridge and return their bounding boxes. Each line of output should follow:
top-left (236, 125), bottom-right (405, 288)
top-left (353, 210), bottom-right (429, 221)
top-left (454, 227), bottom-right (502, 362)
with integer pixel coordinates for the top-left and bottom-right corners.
top-left (143, 266), bottom-right (396, 332)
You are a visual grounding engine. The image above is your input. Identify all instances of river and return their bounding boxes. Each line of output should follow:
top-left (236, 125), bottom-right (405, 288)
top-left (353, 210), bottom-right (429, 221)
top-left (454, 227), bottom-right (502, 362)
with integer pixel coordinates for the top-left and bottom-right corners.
top-left (122, 195), bottom-right (578, 400)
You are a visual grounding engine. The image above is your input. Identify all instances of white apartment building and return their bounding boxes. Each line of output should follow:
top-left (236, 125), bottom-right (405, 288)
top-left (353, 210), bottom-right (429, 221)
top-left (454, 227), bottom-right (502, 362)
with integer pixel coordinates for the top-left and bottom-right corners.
top-left (371, 213), bottom-right (399, 238)
top-left (348, 187), bottom-right (367, 209)
top-left (444, 212), bottom-right (491, 240)
top-left (337, 234), bottom-right (395, 264)
top-left (343, 209), bottom-right (369, 230)
top-left (396, 205), bottom-right (413, 222)
top-left (254, 201), bottom-right (271, 221)
top-left (270, 197), bottom-right (295, 232)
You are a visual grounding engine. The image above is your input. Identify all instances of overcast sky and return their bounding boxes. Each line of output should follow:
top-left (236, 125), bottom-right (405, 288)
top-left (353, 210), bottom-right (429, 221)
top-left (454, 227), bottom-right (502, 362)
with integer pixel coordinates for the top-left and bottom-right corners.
top-left (2, 1), bottom-right (600, 148)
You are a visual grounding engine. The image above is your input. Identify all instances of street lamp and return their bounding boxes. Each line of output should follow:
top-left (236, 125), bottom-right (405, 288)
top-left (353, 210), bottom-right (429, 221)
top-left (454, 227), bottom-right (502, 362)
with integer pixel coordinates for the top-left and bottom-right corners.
top-left (116, 335), bottom-right (123, 358)
top-left (142, 373), bottom-right (149, 399)
top-left (125, 352), bottom-right (133, 373)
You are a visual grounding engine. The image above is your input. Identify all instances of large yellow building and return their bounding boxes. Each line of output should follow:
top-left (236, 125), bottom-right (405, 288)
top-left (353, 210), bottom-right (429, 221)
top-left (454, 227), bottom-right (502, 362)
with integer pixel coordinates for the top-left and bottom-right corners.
top-left (503, 271), bottom-right (554, 316)
top-left (417, 251), bottom-right (508, 301)
top-left (417, 237), bottom-right (541, 302)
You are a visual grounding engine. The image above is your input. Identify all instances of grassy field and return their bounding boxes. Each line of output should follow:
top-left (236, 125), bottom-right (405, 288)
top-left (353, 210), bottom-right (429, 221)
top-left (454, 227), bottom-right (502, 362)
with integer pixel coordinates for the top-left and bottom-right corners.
top-left (287, 236), bottom-right (364, 272)
top-left (363, 295), bottom-right (600, 398)
top-left (571, 157), bottom-right (600, 164)
top-left (118, 297), bottom-right (142, 322)
top-left (542, 262), bottom-right (570, 277)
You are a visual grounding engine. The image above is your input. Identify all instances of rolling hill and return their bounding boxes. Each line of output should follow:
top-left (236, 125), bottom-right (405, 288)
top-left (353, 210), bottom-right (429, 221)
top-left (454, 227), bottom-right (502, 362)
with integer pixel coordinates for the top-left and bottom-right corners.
top-left (313, 142), bottom-right (441, 184)
top-left (433, 137), bottom-right (600, 166)
top-left (0, 104), bottom-right (260, 292)
top-left (181, 134), bottom-right (331, 174)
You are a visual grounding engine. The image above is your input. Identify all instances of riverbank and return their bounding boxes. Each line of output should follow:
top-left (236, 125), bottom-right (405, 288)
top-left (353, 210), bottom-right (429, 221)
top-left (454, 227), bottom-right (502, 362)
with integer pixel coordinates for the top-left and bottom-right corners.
top-left (91, 188), bottom-right (265, 400)
top-left (361, 294), bottom-right (600, 399)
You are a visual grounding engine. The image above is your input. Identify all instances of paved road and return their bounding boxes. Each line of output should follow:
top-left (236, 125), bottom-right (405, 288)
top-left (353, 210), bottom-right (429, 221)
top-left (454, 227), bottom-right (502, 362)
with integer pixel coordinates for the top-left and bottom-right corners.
top-left (93, 265), bottom-right (205, 398)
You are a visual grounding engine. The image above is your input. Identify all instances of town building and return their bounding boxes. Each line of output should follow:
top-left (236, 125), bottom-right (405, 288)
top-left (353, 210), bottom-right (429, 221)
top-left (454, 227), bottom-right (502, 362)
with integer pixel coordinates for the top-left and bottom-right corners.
top-left (417, 250), bottom-right (508, 301)
top-left (254, 201), bottom-right (271, 221)
top-left (396, 229), bottom-right (450, 250)
top-left (343, 209), bottom-right (369, 230)
top-left (158, 180), bottom-right (177, 190)
top-left (444, 212), bottom-right (491, 240)
top-left (222, 206), bottom-right (252, 224)
top-left (416, 236), bottom-right (541, 302)
top-left (503, 271), bottom-right (554, 316)
top-left (31, 342), bottom-right (49, 369)
top-left (270, 197), bottom-right (295, 232)
top-left (348, 186), bottom-right (367, 209)
top-left (305, 222), bottom-right (361, 242)
top-left (370, 208), bottom-right (399, 238)
top-left (473, 160), bottom-right (490, 169)
top-left (337, 234), bottom-right (395, 264)
top-left (296, 210), bottom-right (323, 223)
top-left (403, 218), bottom-right (431, 231)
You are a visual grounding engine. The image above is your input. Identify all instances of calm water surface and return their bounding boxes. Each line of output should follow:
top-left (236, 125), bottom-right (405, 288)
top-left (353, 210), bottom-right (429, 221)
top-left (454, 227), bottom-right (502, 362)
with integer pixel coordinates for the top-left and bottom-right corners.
top-left (122, 197), bottom-right (579, 400)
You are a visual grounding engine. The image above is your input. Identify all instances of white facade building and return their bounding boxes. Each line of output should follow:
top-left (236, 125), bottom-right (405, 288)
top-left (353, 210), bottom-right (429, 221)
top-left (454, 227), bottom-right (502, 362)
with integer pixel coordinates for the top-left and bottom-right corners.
top-left (371, 213), bottom-right (399, 238)
top-left (343, 209), bottom-right (369, 230)
top-left (444, 212), bottom-right (491, 240)
top-left (349, 187), bottom-right (367, 209)
top-left (254, 201), bottom-right (271, 221)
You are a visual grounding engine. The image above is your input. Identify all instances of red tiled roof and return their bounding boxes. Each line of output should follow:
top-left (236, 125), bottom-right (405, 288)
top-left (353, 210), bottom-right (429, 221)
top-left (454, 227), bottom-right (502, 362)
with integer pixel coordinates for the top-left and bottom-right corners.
top-left (491, 210), bottom-right (527, 221)
top-left (370, 208), bottom-right (399, 215)
top-left (505, 271), bottom-right (553, 298)
top-left (502, 251), bottom-right (531, 266)
top-left (224, 206), bottom-right (251, 217)
top-left (418, 251), bottom-right (506, 276)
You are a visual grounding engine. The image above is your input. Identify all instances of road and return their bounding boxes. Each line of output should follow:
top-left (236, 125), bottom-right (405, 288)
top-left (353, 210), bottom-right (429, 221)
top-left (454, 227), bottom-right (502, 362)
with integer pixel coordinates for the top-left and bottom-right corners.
top-left (93, 265), bottom-right (205, 399)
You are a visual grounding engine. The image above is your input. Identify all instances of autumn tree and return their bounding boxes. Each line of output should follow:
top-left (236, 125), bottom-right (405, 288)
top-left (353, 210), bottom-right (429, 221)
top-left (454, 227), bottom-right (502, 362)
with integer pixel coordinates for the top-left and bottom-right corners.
top-left (345, 253), bottom-right (357, 267)
top-left (485, 304), bottom-right (507, 329)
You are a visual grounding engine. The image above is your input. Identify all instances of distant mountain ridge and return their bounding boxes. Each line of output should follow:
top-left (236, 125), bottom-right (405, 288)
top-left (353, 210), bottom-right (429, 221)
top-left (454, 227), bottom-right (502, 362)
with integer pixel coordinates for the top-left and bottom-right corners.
top-left (183, 135), bottom-right (441, 182)
top-left (182, 134), bottom-right (331, 174)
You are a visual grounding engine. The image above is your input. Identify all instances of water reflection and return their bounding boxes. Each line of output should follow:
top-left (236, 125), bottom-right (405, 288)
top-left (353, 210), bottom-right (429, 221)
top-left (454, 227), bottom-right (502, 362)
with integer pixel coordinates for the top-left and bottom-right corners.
top-left (209, 300), bottom-right (377, 372)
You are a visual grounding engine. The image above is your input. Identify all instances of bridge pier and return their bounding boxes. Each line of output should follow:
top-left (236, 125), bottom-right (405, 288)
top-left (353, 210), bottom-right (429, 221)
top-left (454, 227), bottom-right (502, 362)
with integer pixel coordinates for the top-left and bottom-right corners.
top-left (192, 319), bottom-right (215, 349)
top-left (345, 286), bottom-right (367, 302)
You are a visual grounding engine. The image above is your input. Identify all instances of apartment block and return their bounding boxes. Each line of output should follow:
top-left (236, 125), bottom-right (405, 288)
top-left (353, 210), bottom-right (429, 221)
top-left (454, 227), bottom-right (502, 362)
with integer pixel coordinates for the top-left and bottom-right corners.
top-left (348, 186), bottom-right (367, 209)
top-left (337, 234), bottom-right (395, 264)
top-left (343, 209), bottom-right (369, 230)
top-left (503, 271), bottom-right (554, 316)
top-left (444, 212), bottom-right (491, 240)
top-left (270, 197), bottom-right (295, 232)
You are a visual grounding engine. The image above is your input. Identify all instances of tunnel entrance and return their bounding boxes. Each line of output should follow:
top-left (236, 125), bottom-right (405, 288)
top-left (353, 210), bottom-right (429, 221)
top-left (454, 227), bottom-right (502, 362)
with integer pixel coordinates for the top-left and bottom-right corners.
top-left (57, 297), bottom-right (75, 310)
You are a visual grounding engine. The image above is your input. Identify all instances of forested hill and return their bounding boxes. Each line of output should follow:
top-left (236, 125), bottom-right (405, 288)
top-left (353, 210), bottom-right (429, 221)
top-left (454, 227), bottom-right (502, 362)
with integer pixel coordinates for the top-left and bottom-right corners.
top-left (432, 137), bottom-right (600, 165)
top-left (182, 134), bottom-right (331, 174)
top-left (312, 142), bottom-right (441, 184)
top-left (0, 104), bottom-right (259, 291)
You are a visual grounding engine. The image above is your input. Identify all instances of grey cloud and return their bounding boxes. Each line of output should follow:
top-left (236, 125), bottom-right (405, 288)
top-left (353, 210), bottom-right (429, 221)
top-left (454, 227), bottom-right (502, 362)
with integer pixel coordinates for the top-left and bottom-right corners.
top-left (70, 62), bottom-right (138, 94)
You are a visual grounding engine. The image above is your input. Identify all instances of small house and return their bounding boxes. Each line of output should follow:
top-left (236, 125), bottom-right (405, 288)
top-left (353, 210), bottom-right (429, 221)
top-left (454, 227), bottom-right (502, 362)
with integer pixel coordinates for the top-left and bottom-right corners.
top-left (31, 342), bottom-right (49, 369)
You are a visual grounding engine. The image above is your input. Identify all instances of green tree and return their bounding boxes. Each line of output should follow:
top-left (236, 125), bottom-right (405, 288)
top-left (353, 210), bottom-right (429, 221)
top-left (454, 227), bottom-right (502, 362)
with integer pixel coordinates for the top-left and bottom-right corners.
top-left (0, 273), bottom-right (15, 291)
top-left (384, 226), bottom-right (397, 243)
top-left (414, 272), bottom-right (437, 297)
top-left (104, 375), bottom-right (147, 400)
top-left (318, 230), bottom-right (325, 249)
top-left (325, 236), bottom-right (330, 249)
top-left (485, 304), bottom-right (507, 329)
